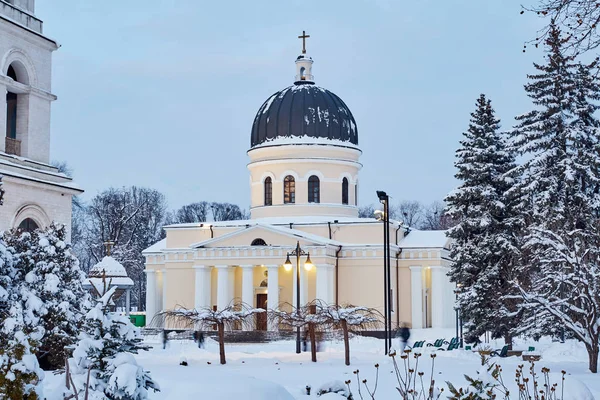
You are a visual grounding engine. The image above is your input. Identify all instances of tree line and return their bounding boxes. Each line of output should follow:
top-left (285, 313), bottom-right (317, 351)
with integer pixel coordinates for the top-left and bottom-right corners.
top-left (447, 25), bottom-right (600, 372)
top-left (358, 200), bottom-right (457, 230)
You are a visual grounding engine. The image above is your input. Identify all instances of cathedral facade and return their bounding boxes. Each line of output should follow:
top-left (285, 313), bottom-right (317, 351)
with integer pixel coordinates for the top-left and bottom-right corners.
top-left (144, 42), bottom-right (455, 330)
top-left (0, 0), bottom-right (81, 236)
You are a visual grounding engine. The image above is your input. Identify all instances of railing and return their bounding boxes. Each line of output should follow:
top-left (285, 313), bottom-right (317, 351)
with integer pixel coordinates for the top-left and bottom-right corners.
top-left (5, 136), bottom-right (21, 156)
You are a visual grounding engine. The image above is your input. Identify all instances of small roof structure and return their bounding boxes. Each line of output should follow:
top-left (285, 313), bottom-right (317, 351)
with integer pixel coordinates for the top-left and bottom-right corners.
top-left (83, 256), bottom-right (134, 295)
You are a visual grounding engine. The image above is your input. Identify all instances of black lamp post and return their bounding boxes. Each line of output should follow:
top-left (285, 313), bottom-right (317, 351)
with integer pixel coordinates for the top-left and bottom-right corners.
top-left (376, 190), bottom-right (392, 354)
top-left (455, 284), bottom-right (464, 348)
top-left (284, 241), bottom-right (313, 354)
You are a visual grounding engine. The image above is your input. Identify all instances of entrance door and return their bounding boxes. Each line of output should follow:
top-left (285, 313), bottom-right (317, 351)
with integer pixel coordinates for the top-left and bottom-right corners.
top-left (256, 294), bottom-right (268, 331)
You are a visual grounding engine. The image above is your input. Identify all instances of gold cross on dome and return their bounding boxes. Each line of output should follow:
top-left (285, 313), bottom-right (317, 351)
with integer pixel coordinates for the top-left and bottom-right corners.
top-left (298, 30), bottom-right (310, 54)
top-left (103, 240), bottom-right (115, 256)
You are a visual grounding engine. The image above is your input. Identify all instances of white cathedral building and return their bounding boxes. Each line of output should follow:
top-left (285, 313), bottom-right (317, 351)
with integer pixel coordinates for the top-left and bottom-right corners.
top-left (144, 38), bottom-right (456, 330)
top-left (0, 0), bottom-right (81, 236)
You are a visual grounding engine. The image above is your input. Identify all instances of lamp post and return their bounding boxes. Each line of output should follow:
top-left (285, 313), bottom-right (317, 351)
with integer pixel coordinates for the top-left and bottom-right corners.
top-left (376, 190), bottom-right (392, 354)
top-left (284, 241), bottom-right (313, 354)
top-left (455, 283), bottom-right (464, 348)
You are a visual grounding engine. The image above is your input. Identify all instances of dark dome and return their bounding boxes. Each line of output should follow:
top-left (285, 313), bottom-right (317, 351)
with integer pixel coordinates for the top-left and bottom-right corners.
top-left (251, 83), bottom-right (358, 148)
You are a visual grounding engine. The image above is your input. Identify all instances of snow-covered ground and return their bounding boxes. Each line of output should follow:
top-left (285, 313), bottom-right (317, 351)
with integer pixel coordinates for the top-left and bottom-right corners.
top-left (44, 328), bottom-right (599, 399)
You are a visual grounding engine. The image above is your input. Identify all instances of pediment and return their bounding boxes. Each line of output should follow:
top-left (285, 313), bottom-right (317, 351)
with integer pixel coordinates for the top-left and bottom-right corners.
top-left (190, 224), bottom-right (330, 249)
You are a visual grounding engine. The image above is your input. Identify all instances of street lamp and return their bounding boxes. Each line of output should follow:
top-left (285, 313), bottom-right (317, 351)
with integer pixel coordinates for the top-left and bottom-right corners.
top-left (376, 190), bottom-right (392, 355)
top-left (284, 241), bottom-right (313, 354)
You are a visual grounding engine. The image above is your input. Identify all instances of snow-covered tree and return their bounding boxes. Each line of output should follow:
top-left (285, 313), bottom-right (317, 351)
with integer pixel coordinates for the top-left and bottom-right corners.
top-left (510, 26), bottom-right (600, 373)
top-left (0, 232), bottom-right (46, 399)
top-left (270, 302), bottom-right (332, 363)
top-left (158, 303), bottom-right (263, 365)
top-left (68, 284), bottom-right (159, 399)
top-left (319, 303), bottom-right (379, 365)
top-left (25, 223), bottom-right (90, 369)
top-left (446, 94), bottom-right (523, 346)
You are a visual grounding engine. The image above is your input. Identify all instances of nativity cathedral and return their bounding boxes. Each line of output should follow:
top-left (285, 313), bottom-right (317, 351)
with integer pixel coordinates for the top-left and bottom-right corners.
top-left (0, 0), bottom-right (81, 237)
top-left (143, 35), bottom-right (454, 330)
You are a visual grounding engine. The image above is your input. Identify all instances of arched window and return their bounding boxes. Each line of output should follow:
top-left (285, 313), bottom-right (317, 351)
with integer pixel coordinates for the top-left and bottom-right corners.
top-left (264, 177), bottom-right (272, 206)
top-left (308, 175), bottom-right (320, 203)
top-left (355, 182), bottom-right (358, 205)
top-left (300, 66), bottom-right (306, 80)
top-left (284, 175), bottom-right (295, 204)
top-left (342, 177), bottom-right (349, 205)
top-left (17, 218), bottom-right (38, 233)
top-left (251, 238), bottom-right (267, 246)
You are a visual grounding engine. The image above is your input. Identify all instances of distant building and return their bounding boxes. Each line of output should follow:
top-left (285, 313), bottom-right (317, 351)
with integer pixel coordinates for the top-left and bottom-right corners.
top-left (143, 37), bottom-right (455, 330)
top-left (0, 0), bottom-right (82, 237)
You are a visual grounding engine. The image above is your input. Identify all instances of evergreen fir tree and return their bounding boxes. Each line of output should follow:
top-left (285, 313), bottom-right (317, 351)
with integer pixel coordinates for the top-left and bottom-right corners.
top-left (68, 282), bottom-right (159, 399)
top-left (28, 223), bottom-right (90, 369)
top-left (511, 26), bottom-right (600, 373)
top-left (0, 232), bottom-right (46, 399)
top-left (446, 94), bottom-right (522, 346)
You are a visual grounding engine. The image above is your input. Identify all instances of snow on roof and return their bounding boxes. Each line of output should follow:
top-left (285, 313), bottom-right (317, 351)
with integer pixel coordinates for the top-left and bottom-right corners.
top-left (190, 223), bottom-right (344, 249)
top-left (164, 216), bottom-right (390, 229)
top-left (249, 135), bottom-right (360, 150)
top-left (399, 230), bottom-right (449, 249)
top-left (142, 238), bottom-right (166, 254)
top-left (89, 256), bottom-right (129, 278)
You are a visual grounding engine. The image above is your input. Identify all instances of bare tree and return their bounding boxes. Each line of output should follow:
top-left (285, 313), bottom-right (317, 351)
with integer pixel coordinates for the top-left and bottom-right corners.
top-left (157, 304), bottom-right (263, 365)
top-left (270, 302), bottom-right (330, 362)
top-left (165, 201), bottom-right (210, 224)
top-left (72, 186), bottom-right (167, 311)
top-left (210, 202), bottom-right (248, 221)
top-left (358, 204), bottom-right (376, 218)
top-left (524, 0), bottom-right (600, 55)
top-left (396, 200), bottom-right (424, 228)
top-left (420, 201), bottom-right (457, 230)
top-left (320, 304), bottom-right (380, 366)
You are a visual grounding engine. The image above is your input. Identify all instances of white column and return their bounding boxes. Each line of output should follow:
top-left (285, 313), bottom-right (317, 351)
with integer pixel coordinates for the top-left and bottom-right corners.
top-left (241, 265), bottom-right (255, 307)
top-left (316, 264), bottom-right (333, 304)
top-left (430, 266), bottom-right (446, 328)
top-left (267, 265), bottom-right (279, 331)
top-left (161, 269), bottom-right (168, 311)
top-left (125, 289), bottom-right (131, 316)
top-left (216, 265), bottom-right (231, 310)
top-left (145, 270), bottom-right (156, 325)
top-left (194, 265), bottom-right (211, 310)
top-left (241, 265), bottom-right (255, 331)
top-left (0, 83), bottom-right (6, 153)
top-left (409, 266), bottom-right (424, 329)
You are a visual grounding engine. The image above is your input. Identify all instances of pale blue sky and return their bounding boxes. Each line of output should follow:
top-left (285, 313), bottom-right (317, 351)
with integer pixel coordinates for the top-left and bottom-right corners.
top-left (38, 0), bottom-right (543, 210)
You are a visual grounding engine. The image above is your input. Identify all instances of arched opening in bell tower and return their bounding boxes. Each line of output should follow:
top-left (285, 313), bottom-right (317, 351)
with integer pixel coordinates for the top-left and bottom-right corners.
top-left (5, 62), bottom-right (29, 156)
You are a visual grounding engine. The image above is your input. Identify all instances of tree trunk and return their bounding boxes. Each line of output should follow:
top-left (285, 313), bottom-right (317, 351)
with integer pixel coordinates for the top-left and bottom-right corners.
top-left (342, 320), bottom-right (350, 366)
top-left (504, 333), bottom-right (513, 350)
top-left (309, 323), bottom-right (317, 362)
top-left (587, 343), bottom-right (598, 373)
top-left (218, 322), bottom-right (226, 365)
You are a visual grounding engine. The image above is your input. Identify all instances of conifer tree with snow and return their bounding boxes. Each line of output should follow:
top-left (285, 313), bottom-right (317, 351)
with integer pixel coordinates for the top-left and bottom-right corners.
top-left (445, 94), bottom-right (523, 347)
top-left (25, 223), bottom-right (90, 369)
top-left (510, 25), bottom-right (600, 373)
top-left (0, 232), bottom-right (46, 399)
top-left (68, 283), bottom-right (159, 399)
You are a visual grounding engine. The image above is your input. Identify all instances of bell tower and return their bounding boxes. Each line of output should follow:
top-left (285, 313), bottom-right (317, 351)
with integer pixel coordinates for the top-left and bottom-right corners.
top-left (0, 0), bottom-right (57, 162)
top-left (0, 0), bottom-right (83, 238)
